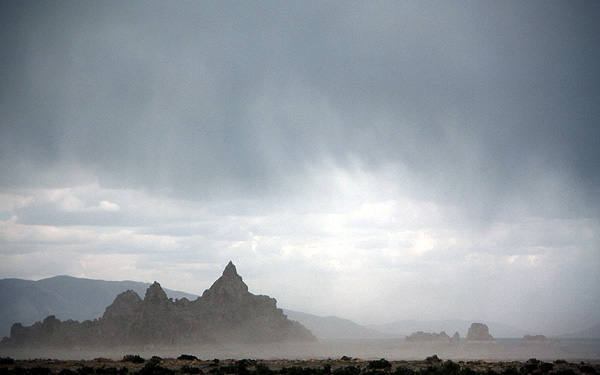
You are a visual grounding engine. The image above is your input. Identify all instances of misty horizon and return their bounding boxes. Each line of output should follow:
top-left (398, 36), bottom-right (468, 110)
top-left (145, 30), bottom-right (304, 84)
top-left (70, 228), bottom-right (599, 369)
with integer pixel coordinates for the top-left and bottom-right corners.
top-left (0, 268), bottom-right (594, 338)
top-left (1, 0), bottom-right (599, 345)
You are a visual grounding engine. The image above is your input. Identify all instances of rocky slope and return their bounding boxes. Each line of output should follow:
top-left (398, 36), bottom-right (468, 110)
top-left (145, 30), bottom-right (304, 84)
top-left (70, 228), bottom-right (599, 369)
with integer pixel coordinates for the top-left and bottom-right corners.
top-left (0, 262), bottom-right (315, 348)
top-left (0, 275), bottom-right (196, 338)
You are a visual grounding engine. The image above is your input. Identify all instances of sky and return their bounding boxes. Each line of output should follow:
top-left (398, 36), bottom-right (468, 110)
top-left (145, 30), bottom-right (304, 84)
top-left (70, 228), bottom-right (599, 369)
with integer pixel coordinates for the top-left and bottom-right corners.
top-left (0, 1), bottom-right (599, 336)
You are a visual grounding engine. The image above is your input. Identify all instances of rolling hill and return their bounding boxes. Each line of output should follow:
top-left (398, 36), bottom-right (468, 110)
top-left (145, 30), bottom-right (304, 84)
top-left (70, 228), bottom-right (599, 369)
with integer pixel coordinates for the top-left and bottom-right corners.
top-left (0, 275), bottom-right (196, 338)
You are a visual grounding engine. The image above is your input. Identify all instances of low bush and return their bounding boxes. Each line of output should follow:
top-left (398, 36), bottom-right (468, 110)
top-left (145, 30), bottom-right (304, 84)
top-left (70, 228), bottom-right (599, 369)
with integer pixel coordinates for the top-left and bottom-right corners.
top-left (178, 355), bottom-right (199, 361)
top-left (122, 355), bottom-right (145, 364)
top-left (0, 358), bottom-right (14, 365)
top-left (181, 365), bottom-right (202, 374)
top-left (77, 367), bottom-right (96, 375)
top-left (579, 365), bottom-right (596, 374)
top-left (368, 359), bottom-right (392, 370)
top-left (442, 361), bottom-right (460, 375)
top-left (333, 366), bottom-right (360, 375)
top-left (394, 367), bottom-right (415, 375)
top-left (255, 364), bottom-right (273, 375)
top-left (539, 363), bottom-right (553, 373)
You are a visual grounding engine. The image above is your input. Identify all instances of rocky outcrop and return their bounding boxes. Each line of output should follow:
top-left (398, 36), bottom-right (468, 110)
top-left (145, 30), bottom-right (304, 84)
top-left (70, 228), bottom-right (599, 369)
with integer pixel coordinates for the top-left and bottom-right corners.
top-left (522, 334), bottom-right (548, 342)
top-left (467, 322), bottom-right (494, 341)
top-left (405, 330), bottom-right (461, 344)
top-left (1, 262), bottom-right (316, 348)
top-left (406, 331), bottom-right (450, 342)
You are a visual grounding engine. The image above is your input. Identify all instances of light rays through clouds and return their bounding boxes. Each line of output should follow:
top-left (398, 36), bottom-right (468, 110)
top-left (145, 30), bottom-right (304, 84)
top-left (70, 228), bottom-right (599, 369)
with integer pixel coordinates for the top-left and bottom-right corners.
top-left (0, 1), bottom-right (599, 335)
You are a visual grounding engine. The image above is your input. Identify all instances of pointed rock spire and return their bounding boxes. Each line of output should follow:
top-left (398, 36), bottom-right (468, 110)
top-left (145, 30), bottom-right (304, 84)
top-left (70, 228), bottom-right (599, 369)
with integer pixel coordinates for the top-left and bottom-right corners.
top-left (223, 260), bottom-right (238, 277)
top-left (144, 281), bottom-right (169, 304)
top-left (202, 261), bottom-right (248, 300)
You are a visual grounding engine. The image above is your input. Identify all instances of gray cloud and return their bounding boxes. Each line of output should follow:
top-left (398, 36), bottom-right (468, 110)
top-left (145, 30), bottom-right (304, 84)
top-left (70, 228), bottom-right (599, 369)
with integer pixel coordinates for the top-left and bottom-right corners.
top-left (1, 1), bottom-right (598, 217)
top-left (0, 1), bottom-right (599, 335)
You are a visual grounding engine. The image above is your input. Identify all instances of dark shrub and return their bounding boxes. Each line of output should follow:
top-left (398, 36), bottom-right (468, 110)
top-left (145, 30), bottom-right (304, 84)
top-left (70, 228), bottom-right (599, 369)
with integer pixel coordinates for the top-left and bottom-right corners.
top-left (426, 356), bottom-right (441, 364)
top-left (579, 366), bottom-right (596, 374)
top-left (96, 368), bottom-right (119, 375)
top-left (442, 361), bottom-right (460, 375)
top-left (178, 355), bottom-right (199, 361)
top-left (553, 370), bottom-right (576, 375)
top-left (539, 363), bottom-right (553, 373)
top-left (181, 365), bottom-right (202, 374)
top-left (520, 360), bottom-right (539, 375)
top-left (59, 370), bottom-right (78, 375)
top-left (30, 368), bottom-right (52, 375)
top-left (501, 368), bottom-right (518, 375)
top-left (394, 367), bottom-right (415, 375)
top-left (255, 364), bottom-right (273, 375)
top-left (280, 366), bottom-right (322, 375)
top-left (237, 360), bottom-right (256, 368)
top-left (137, 360), bottom-right (174, 375)
top-left (333, 366), bottom-right (360, 375)
top-left (208, 368), bottom-right (223, 375)
top-left (0, 358), bottom-right (14, 365)
top-left (368, 359), bottom-right (392, 370)
top-left (417, 366), bottom-right (441, 375)
top-left (122, 355), bottom-right (145, 364)
top-left (77, 367), bottom-right (96, 375)
top-left (553, 361), bottom-right (567, 365)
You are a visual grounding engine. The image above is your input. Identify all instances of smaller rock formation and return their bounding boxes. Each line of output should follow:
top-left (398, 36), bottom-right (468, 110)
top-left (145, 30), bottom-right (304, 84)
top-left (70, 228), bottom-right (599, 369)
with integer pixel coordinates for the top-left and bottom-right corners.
top-left (522, 334), bottom-right (548, 342)
top-left (467, 322), bottom-right (494, 341)
top-left (521, 334), bottom-right (557, 346)
top-left (406, 331), bottom-right (451, 343)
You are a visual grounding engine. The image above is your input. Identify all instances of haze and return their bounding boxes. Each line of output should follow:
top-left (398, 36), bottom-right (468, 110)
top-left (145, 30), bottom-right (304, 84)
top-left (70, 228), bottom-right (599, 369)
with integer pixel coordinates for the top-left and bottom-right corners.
top-left (0, 1), bottom-right (599, 338)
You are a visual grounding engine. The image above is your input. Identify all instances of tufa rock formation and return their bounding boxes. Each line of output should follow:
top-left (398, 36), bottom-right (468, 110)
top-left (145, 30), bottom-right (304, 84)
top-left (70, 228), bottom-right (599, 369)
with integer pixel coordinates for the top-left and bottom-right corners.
top-left (1, 262), bottom-right (316, 348)
top-left (405, 330), bottom-right (461, 344)
top-left (466, 322), bottom-right (494, 341)
top-left (405, 331), bottom-right (450, 343)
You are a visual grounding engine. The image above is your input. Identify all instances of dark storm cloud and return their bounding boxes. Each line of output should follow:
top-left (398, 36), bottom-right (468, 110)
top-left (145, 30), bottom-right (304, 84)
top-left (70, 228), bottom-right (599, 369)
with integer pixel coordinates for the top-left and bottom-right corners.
top-left (1, 0), bottom-right (599, 219)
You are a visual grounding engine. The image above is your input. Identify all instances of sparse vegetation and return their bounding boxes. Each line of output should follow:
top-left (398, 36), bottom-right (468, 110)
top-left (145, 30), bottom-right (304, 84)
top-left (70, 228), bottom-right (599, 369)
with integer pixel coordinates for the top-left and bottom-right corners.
top-left (180, 366), bottom-right (202, 374)
top-left (0, 358), bottom-right (597, 375)
top-left (367, 359), bottom-right (391, 370)
top-left (122, 355), bottom-right (145, 364)
top-left (178, 356), bottom-right (198, 362)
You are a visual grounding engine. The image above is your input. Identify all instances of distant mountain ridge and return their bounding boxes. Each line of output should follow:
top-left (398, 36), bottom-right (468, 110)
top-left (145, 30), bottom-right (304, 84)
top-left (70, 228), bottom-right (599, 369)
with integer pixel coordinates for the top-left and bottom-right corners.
top-left (2, 273), bottom-right (595, 340)
top-left (367, 319), bottom-right (530, 338)
top-left (282, 309), bottom-right (388, 339)
top-left (0, 275), bottom-right (197, 338)
top-left (1, 262), bottom-right (315, 348)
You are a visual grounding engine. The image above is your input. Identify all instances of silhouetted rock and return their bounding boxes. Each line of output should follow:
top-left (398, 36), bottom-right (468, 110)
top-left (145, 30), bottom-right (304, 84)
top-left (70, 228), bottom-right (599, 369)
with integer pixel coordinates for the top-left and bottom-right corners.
top-left (406, 331), bottom-right (451, 343)
top-left (522, 335), bottom-right (548, 342)
top-left (1, 262), bottom-right (316, 348)
top-left (467, 322), bottom-right (494, 341)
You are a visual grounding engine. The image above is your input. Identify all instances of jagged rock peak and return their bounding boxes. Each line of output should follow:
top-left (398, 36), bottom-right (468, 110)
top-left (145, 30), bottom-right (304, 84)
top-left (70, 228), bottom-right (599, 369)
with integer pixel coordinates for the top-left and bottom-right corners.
top-left (223, 260), bottom-right (238, 277)
top-left (144, 281), bottom-right (169, 303)
top-left (202, 261), bottom-right (249, 299)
